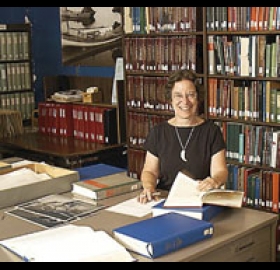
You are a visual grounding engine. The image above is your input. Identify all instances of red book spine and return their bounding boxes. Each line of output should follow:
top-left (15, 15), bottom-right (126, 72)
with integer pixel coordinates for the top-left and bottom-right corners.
top-left (38, 102), bottom-right (47, 134)
top-left (88, 106), bottom-right (96, 143)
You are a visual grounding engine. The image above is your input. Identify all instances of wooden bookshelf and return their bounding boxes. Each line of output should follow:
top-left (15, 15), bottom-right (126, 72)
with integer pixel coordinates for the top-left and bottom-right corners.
top-left (0, 75), bottom-right (127, 169)
top-left (122, 7), bottom-right (204, 179)
top-left (122, 7), bottom-right (280, 259)
top-left (43, 75), bottom-right (126, 145)
top-left (204, 7), bottom-right (280, 259)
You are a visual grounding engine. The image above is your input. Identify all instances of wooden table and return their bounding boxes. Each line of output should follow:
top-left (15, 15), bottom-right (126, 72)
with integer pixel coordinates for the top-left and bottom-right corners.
top-left (0, 191), bottom-right (278, 262)
top-left (0, 132), bottom-right (126, 168)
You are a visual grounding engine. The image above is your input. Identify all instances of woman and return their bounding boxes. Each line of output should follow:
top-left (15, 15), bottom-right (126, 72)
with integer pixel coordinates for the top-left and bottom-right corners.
top-left (138, 69), bottom-right (228, 204)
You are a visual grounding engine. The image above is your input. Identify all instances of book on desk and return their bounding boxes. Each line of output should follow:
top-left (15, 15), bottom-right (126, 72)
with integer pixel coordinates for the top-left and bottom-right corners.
top-left (152, 200), bottom-right (225, 221)
top-left (164, 171), bottom-right (244, 208)
top-left (0, 225), bottom-right (135, 262)
top-left (72, 171), bottom-right (142, 200)
top-left (113, 212), bottom-right (214, 259)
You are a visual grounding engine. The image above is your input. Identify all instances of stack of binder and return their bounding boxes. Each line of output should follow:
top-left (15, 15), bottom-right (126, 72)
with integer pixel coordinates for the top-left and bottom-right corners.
top-left (38, 102), bottom-right (118, 144)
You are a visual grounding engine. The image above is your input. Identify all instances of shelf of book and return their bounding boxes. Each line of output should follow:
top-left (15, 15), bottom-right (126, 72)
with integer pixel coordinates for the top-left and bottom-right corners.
top-left (204, 7), bottom-right (280, 260)
top-left (0, 23), bottom-right (35, 123)
top-left (123, 7), bottom-right (280, 259)
top-left (122, 7), bottom-right (205, 179)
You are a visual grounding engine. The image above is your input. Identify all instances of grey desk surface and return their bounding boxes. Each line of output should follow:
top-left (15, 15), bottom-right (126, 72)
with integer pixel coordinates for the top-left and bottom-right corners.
top-left (0, 191), bottom-right (278, 262)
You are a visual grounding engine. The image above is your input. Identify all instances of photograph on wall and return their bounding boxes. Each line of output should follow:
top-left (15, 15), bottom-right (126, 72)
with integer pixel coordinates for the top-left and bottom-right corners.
top-left (60, 7), bottom-right (123, 67)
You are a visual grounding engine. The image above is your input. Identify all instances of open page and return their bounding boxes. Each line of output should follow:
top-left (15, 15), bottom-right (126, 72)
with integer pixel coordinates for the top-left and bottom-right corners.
top-left (201, 190), bottom-right (244, 208)
top-left (164, 172), bottom-right (244, 208)
top-left (0, 168), bottom-right (51, 190)
top-left (0, 225), bottom-right (135, 262)
top-left (106, 197), bottom-right (164, 217)
top-left (164, 172), bottom-right (203, 208)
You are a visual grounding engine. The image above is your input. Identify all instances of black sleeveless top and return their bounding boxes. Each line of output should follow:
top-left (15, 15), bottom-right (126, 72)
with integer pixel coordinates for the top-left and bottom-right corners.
top-left (143, 120), bottom-right (226, 190)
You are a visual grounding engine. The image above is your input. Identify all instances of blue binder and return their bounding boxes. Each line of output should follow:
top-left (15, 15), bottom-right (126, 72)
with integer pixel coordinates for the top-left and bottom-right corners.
top-left (113, 212), bottom-right (214, 259)
top-left (75, 163), bottom-right (125, 181)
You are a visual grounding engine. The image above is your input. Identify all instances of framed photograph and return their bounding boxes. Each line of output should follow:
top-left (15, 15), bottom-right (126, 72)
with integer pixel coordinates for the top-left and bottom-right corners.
top-left (60, 7), bottom-right (123, 67)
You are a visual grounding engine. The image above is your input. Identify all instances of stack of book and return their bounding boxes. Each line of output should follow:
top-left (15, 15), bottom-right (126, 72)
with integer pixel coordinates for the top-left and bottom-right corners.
top-left (72, 172), bottom-right (142, 201)
top-left (113, 212), bottom-right (214, 259)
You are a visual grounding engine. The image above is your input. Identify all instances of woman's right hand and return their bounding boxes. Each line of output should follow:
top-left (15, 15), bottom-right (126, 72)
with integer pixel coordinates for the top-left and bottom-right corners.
top-left (137, 189), bottom-right (160, 204)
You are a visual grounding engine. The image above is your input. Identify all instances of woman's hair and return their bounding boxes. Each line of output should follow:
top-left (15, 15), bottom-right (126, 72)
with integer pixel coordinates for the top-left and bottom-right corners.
top-left (165, 69), bottom-right (200, 101)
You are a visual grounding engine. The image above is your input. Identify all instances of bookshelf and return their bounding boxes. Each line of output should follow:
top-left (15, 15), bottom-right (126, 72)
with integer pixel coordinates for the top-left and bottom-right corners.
top-left (204, 7), bottom-right (280, 209)
top-left (204, 7), bottom-right (280, 261)
top-left (123, 7), bottom-right (204, 179)
top-left (42, 75), bottom-right (126, 145)
top-left (123, 7), bottom-right (280, 206)
top-left (0, 23), bottom-right (35, 125)
top-left (123, 7), bottom-right (280, 260)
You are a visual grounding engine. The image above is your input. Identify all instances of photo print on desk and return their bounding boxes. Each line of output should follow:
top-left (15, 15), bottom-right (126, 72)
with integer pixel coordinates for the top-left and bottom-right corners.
top-left (6, 194), bottom-right (105, 228)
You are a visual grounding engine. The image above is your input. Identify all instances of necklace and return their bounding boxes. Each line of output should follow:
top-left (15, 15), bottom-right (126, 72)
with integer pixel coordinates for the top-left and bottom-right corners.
top-left (175, 126), bottom-right (195, 162)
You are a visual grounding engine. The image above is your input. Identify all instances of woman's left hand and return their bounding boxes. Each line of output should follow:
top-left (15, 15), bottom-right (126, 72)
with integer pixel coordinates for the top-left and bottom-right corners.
top-left (197, 177), bottom-right (219, 192)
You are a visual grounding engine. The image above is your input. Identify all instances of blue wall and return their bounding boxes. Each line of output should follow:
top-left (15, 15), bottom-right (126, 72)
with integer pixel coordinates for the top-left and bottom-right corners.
top-left (0, 7), bottom-right (115, 105)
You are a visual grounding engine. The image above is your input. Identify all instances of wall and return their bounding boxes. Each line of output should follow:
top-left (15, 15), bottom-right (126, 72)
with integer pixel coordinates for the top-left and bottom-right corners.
top-left (0, 7), bottom-right (115, 104)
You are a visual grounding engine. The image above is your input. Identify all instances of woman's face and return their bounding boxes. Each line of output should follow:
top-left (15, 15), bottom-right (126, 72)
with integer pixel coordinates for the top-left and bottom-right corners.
top-left (171, 80), bottom-right (198, 121)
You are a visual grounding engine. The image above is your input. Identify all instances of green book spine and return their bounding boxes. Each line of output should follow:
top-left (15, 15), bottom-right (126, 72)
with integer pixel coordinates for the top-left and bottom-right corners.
top-left (239, 132), bottom-right (245, 163)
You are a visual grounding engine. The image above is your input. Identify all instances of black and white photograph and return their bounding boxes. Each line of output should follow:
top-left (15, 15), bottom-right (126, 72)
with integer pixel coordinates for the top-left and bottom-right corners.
top-left (7, 208), bottom-right (66, 228)
top-left (60, 7), bottom-right (123, 67)
top-left (7, 195), bottom-right (105, 228)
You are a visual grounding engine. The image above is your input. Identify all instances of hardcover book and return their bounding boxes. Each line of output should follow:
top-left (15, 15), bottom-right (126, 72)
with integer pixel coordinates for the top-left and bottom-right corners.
top-left (113, 212), bottom-right (214, 259)
top-left (164, 171), bottom-right (244, 208)
top-left (152, 200), bottom-right (225, 221)
top-left (72, 172), bottom-right (142, 200)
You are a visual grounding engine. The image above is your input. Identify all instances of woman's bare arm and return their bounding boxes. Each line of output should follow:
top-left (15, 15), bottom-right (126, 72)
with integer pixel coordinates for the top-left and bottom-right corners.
top-left (138, 151), bottom-right (160, 203)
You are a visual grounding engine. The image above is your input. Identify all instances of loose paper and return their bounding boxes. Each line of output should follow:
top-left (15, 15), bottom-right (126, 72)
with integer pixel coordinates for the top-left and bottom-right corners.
top-left (106, 197), bottom-right (164, 218)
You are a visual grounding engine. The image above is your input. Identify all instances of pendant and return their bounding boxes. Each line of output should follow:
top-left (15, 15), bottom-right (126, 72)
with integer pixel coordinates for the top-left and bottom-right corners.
top-left (180, 150), bottom-right (188, 162)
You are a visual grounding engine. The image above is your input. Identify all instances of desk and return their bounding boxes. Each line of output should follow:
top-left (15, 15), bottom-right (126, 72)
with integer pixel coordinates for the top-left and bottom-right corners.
top-left (0, 191), bottom-right (278, 262)
top-left (0, 132), bottom-right (126, 169)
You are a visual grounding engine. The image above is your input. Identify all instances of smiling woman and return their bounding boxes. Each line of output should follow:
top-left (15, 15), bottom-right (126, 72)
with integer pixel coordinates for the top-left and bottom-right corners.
top-left (138, 69), bottom-right (229, 204)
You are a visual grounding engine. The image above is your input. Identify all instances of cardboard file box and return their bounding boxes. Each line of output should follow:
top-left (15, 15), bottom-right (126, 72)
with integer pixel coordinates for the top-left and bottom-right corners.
top-left (0, 163), bottom-right (79, 209)
top-left (82, 92), bottom-right (102, 104)
top-left (0, 162), bottom-right (11, 171)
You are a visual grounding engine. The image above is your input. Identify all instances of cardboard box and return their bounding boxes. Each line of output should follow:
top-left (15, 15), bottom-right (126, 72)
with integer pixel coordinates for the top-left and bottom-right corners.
top-left (0, 163), bottom-right (79, 209)
top-left (82, 91), bottom-right (102, 104)
top-left (0, 162), bottom-right (11, 171)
